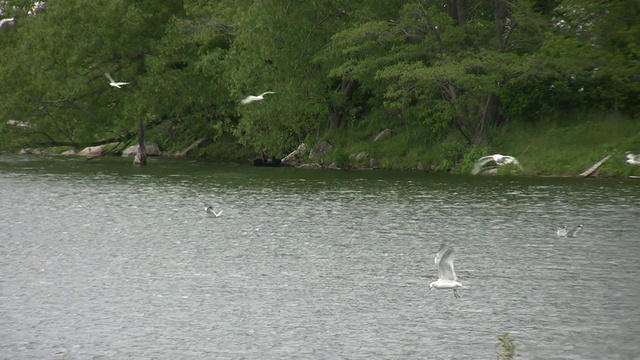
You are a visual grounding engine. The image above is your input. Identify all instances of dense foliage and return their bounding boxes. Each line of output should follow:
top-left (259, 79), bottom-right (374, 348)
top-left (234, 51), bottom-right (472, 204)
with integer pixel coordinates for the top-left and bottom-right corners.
top-left (1, 0), bottom-right (638, 158)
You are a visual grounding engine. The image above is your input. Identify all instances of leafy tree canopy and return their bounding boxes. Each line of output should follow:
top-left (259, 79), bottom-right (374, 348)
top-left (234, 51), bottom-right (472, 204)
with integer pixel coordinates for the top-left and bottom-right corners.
top-left (0, 0), bottom-right (637, 154)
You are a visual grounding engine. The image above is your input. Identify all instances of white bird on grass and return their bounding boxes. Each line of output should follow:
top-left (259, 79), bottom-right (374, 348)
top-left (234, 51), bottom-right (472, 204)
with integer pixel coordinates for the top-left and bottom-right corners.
top-left (104, 73), bottom-right (129, 88)
top-left (240, 91), bottom-right (275, 105)
top-left (625, 152), bottom-right (640, 165)
top-left (0, 17), bottom-right (15, 28)
top-left (429, 244), bottom-right (463, 299)
top-left (204, 205), bottom-right (223, 217)
top-left (472, 154), bottom-right (524, 175)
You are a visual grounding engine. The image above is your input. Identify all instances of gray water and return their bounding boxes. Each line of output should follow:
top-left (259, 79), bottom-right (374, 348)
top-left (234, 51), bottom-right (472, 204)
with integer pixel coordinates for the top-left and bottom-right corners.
top-left (1, 156), bottom-right (639, 359)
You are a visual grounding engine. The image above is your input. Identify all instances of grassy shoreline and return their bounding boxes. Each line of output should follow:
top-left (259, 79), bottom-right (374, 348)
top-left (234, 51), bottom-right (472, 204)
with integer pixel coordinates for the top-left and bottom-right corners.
top-left (303, 111), bottom-right (640, 178)
top-left (4, 112), bottom-right (640, 178)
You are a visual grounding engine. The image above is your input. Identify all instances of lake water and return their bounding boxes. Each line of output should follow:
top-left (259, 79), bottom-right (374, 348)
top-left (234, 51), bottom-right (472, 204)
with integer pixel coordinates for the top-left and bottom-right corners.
top-left (1, 155), bottom-right (639, 359)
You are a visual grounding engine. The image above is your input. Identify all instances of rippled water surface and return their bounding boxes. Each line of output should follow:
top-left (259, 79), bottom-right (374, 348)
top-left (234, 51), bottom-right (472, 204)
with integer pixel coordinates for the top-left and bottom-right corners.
top-left (1, 156), bottom-right (639, 359)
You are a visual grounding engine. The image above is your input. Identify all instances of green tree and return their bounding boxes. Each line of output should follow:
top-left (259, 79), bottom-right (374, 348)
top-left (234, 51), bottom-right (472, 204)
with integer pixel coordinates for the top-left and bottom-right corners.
top-left (224, 0), bottom-right (346, 154)
top-left (132, 0), bottom-right (237, 150)
top-left (0, 0), bottom-right (183, 149)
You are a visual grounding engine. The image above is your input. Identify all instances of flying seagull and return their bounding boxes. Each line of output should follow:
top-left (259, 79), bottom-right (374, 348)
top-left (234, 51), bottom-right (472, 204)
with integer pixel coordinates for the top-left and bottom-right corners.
top-left (204, 205), bottom-right (223, 217)
top-left (240, 91), bottom-right (275, 105)
top-left (472, 154), bottom-right (524, 175)
top-left (429, 244), bottom-right (463, 299)
top-left (626, 152), bottom-right (640, 165)
top-left (104, 73), bottom-right (129, 88)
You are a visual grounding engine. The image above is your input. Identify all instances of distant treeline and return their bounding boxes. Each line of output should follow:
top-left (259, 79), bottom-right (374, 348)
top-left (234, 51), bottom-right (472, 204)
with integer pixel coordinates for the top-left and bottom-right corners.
top-left (0, 0), bottom-right (638, 157)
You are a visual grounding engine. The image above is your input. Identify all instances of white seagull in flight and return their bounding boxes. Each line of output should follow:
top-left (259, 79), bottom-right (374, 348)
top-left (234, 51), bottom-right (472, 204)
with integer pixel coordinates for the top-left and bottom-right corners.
top-left (429, 244), bottom-right (463, 299)
top-left (240, 91), bottom-right (275, 105)
top-left (204, 205), bottom-right (223, 217)
top-left (626, 152), bottom-right (640, 165)
top-left (104, 73), bottom-right (129, 88)
top-left (472, 154), bottom-right (524, 175)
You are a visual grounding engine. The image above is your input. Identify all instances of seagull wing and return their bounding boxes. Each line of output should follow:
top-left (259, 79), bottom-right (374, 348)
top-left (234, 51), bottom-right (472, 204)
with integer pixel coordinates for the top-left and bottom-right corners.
top-left (114, 82), bottom-right (129, 86)
top-left (434, 243), bottom-right (448, 279)
top-left (104, 73), bottom-right (116, 83)
top-left (240, 96), bottom-right (258, 105)
top-left (434, 243), bottom-right (448, 266)
top-left (213, 210), bottom-right (223, 217)
top-left (259, 91), bottom-right (275, 97)
top-left (438, 247), bottom-right (457, 281)
top-left (506, 156), bottom-right (524, 171)
top-left (472, 156), bottom-right (497, 175)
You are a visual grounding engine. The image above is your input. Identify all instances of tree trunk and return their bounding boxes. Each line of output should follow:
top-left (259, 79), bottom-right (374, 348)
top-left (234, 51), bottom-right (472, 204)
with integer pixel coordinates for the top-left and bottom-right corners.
top-left (446, 0), bottom-right (468, 25)
top-left (473, 93), bottom-right (502, 147)
top-left (327, 80), bottom-right (359, 131)
top-left (443, 87), bottom-right (501, 147)
top-left (134, 117), bottom-right (146, 167)
top-left (328, 104), bottom-right (346, 130)
top-left (493, 0), bottom-right (511, 51)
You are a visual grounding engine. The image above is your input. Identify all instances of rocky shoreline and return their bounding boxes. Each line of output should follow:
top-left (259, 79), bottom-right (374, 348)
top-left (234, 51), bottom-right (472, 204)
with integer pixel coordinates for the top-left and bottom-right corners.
top-left (13, 130), bottom-right (640, 178)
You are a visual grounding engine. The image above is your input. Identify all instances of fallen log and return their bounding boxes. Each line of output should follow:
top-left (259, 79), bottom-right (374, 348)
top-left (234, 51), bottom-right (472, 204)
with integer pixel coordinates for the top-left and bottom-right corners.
top-left (177, 138), bottom-right (208, 157)
top-left (578, 155), bottom-right (611, 178)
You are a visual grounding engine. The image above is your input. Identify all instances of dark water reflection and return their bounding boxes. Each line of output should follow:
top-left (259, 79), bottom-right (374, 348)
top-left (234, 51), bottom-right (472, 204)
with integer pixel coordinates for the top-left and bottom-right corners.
top-left (1, 156), bottom-right (639, 359)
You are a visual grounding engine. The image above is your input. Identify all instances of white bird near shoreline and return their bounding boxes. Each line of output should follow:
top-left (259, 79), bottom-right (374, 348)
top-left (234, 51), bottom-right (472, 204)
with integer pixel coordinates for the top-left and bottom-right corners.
top-left (204, 205), bottom-right (223, 217)
top-left (625, 152), bottom-right (640, 165)
top-left (0, 17), bottom-right (15, 28)
top-left (429, 244), bottom-right (463, 299)
top-left (240, 91), bottom-right (275, 105)
top-left (104, 73), bottom-right (129, 88)
top-left (472, 154), bottom-right (524, 175)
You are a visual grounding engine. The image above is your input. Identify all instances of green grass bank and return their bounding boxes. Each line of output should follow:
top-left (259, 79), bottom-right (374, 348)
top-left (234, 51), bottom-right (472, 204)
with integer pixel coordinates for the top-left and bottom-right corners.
top-left (4, 111), bottom-right (639, 178)
top-left (305, 111), bottom-right (640, 178)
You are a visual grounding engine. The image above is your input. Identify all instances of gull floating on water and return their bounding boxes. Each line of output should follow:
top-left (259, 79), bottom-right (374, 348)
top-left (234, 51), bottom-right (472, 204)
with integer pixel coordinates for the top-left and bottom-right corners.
top-left (567, 224), bottom-right (583, 237)
top-left (472, 154), bottom-right (524, 175)
top-left (556, 226), bottom-right (568, 237)
top-left (429, 244), bottom-right (463, 299)
top-left (557, 225), bottom-right (582, 237)
top-left (204, 205), bottom-right (223, 217)
top-left (104, 73), bottom-right (129, 88)
top-left (626, 152), bottom-right (640, 165)
top-left (240, 91), bottom-right (275, 105)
